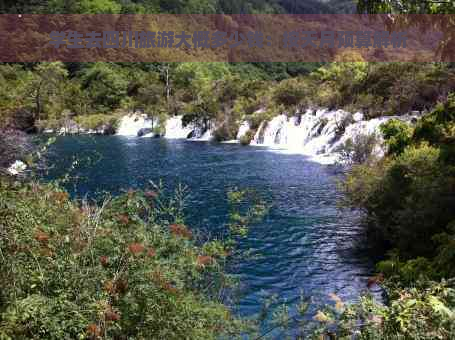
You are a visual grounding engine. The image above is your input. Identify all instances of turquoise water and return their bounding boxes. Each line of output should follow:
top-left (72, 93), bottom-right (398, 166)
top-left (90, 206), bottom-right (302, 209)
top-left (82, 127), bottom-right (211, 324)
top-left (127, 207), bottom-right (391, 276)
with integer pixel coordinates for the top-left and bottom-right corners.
top-left (45, 136), bottom-right (380, 336)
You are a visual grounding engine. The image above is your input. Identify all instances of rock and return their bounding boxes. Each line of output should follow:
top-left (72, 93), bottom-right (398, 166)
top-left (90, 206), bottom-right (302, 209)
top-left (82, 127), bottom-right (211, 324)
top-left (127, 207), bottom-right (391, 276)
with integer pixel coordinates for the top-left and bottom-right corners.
top-left (59, 120), bottom-right (81, 135)
top-left (101, 124), bottom-right (116, 135)
top-left (137, 128), bottom-right (152, 137)
top-left (187, 130), bottom-right (196, 139)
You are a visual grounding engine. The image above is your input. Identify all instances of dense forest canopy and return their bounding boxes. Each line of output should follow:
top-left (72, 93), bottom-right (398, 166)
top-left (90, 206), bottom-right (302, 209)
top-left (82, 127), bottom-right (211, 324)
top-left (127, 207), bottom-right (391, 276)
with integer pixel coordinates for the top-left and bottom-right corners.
top-left (0, 0), bottom-right (356, 14)
top-left (1, 60), bottom-right (453, 140)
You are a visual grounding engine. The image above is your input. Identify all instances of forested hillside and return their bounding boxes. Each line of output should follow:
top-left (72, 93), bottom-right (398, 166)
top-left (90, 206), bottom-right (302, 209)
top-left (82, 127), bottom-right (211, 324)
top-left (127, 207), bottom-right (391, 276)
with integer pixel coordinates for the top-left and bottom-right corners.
top-left (0, 0), bottom-right (355, 14)
top-left (1, 61), bottom-right (454, 140)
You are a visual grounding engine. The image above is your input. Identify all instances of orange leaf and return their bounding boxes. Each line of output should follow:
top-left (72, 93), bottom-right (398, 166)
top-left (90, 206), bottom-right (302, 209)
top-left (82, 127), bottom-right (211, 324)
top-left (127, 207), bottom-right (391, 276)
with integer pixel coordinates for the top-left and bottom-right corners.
top-left (128, 243), bottom-right (145, 255)
top-left (147, 248), bottom-right (156, 257)
top-left (196, 255), bottom-right (214, 268)
top-left (34, 230), bottom-right (49, 243)
top-left (100, 256), bottom-right (109, 267)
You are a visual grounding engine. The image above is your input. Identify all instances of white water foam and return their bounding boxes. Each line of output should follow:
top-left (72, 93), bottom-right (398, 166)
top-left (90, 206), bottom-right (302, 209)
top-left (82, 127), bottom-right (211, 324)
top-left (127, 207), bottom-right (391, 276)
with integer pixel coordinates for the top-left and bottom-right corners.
top-left (247, 108), bottom-right (417, 164)
top-left (164, 115), bottom-right (195, 139)
top-left (116, 114), bottom-right (154, 136)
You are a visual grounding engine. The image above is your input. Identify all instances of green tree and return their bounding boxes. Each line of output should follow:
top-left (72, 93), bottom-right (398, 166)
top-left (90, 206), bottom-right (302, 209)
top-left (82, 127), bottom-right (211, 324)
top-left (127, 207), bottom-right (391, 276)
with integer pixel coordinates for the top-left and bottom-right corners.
top-left (80, 63), bottom-right (129, 112)
top-left (47, 0), bottom-right (121, 13)
top-left (26, 62), bottom-right (68, 122)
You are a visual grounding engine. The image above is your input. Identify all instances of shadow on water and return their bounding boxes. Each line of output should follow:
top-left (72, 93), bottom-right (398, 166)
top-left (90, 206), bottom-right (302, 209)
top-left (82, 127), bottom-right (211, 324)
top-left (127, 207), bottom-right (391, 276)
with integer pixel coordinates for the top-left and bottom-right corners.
top-left (44, 135), bottom-right (383, 336)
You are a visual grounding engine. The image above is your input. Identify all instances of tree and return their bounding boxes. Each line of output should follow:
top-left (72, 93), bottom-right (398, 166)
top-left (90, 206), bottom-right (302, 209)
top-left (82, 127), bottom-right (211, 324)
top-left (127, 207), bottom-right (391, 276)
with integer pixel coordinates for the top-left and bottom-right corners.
top-left (357, 0), bottom-right (455, 61)
top-left (80, 63), bottom-right (129, 112)
top-left (27, 62), bottom-right (68, 122)
top-left (47, 0), bottom-right (121, 13)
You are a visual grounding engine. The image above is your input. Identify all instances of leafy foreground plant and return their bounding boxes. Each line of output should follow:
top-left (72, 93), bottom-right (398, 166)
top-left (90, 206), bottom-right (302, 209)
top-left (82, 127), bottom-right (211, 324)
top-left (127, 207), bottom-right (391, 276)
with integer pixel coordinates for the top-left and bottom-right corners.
top-left (260, 279), bottom-right (455, 339)
top-left (0, 178), bottom-right (253, 339)
top-left (328, 94), bottom-right (455, 339)
top-left (309, 279), bottom-right (455, 340)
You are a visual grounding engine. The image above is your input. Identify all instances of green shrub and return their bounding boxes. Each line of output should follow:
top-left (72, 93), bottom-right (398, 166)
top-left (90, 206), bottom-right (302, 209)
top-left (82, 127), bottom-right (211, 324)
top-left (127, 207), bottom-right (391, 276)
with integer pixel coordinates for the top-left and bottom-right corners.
top-left (336, 133), bottom-right (379, 165)
top-left (380, 119), bottom-right (414, 156)
top-left (152, 124), bottom-right (165, 137)
top-left (343, 96), bottom-right (455, 264)
top-left (239, 130), bottom-right (255, 146)
top-left (353, 93), bottom-right (385, 118)
top-left (75, 114), bottom-right (119, 132)
top-left (212, 123), bottom-right (239, 142)
top-left (0, 179), bottom-right (245, 339)
top-left (271, 77), bottom-right (308, 108)
top-left (432, 221), bottom-right (455, 279)
top-left (326, 280), bottom-right (455, 340)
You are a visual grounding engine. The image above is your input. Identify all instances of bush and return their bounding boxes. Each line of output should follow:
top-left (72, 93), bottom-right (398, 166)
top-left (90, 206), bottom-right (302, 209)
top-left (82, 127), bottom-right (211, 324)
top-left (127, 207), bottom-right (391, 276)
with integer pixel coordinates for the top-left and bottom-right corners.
top-left (336, 133), bottom-right (379, 165)
top-left (0, 179), bottom-right (245, 339)
top-left (212, 123), bottom-right (238, 142)
top-left (344, 143), bottom-right (449, 257)
top-left (343, 96), bottom-right (455, 259)
top-left (271, 77), bottom-right (308, 108)
top-left (239, 130), bottom-right (255, 146)
top-left (152, 124), bottom-right (165, 137)
top-left (323, 280), bottom-right (455, 340)
top-left (75, 114), bottom-right (119, 132)
top-left (380, 119), bottom-right (413, 156)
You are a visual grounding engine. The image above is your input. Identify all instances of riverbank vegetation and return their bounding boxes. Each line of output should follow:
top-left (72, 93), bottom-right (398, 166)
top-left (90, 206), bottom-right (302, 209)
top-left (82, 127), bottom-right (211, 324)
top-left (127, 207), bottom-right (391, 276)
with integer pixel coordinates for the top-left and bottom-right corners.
top-left (0, 175), bottom-right (271, 339)
top-left (335, 93), bottom-right (455, 339)
top-left (2, 61), bottom-right (454, 139)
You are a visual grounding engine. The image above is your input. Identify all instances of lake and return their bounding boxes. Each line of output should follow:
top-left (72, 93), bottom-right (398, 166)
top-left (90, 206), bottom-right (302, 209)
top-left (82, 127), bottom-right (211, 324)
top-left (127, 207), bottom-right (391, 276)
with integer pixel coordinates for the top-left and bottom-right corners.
top-left (44, 136), bottom-right (380, 337)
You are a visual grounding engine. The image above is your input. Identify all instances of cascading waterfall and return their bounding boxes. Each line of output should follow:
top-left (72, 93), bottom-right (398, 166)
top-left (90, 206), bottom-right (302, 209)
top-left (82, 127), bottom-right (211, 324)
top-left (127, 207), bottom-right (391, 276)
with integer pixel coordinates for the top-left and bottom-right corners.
top-left (236, 121), bottom-right (250, 140)
top-left (116, 113), bottom-right (155, 137)
top-left (165, 115), bottom-right (204, 139)
top-left (115, 109), bottom-right (417, 164)
top-left (164, 115), bottom-right (215, 140)
top-left (117, 114), bottom-right (214, 140)
top-left (196, 129), bottom-right (215, 141)
top-left (249, 109), bottom-right (417, 164)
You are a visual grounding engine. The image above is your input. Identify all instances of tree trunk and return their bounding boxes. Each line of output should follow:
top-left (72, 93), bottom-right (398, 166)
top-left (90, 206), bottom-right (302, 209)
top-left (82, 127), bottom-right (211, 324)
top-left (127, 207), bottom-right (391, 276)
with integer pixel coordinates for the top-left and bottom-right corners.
top-left (165, 65), bottom-right (170, 101)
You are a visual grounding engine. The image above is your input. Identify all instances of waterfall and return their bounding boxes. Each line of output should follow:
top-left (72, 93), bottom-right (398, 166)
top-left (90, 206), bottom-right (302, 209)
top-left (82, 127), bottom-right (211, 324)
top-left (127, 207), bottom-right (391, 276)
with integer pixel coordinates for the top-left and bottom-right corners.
top-left (116, 113), bottom-right (154, 137)
top-left (236, 121), bottom-right (250, 139)
top-left (116, 114), bottom-right (215, 140)
top-left (197, 129), bottom-right (214, 141)
top-left (165, 115), bottom-right (215, 141)
top-left (115, 109), bottom-right (416, 164)
top-left (164, 115), bottom-right (196, 139)
top-left (247, 109), bottom-right (417, 164)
